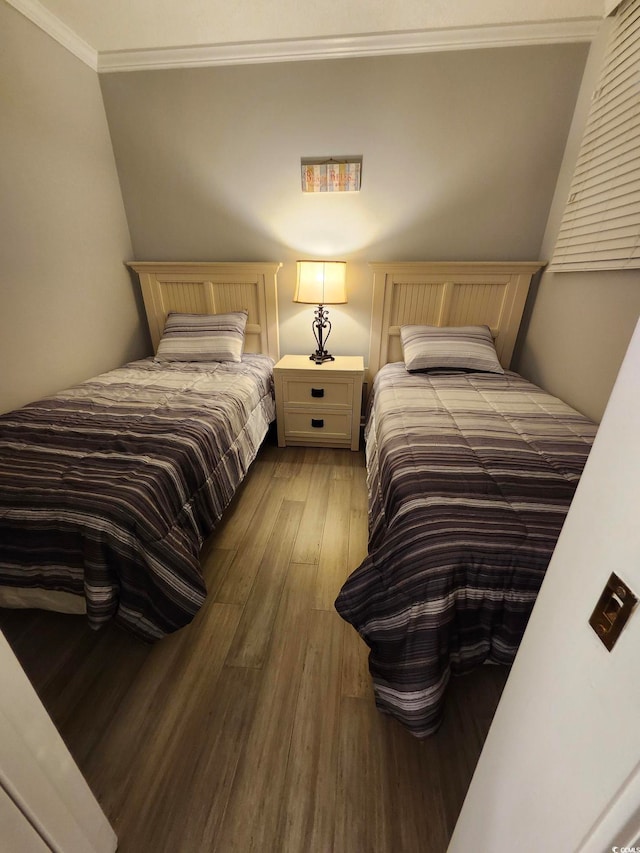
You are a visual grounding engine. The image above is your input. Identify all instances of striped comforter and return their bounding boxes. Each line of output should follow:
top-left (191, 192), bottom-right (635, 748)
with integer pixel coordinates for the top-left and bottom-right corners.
top-left (0, 355), bottom-right (275, 641)
top-left (335, 363), bottom-right (596, 737)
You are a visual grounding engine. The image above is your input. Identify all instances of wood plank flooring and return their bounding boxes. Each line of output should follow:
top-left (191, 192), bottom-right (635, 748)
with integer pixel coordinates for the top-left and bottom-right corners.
top-left (0, 438), bottom-right (509, 852)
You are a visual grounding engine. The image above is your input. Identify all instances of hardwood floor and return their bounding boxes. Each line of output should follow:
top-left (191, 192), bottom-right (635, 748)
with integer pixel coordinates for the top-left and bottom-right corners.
top-left (0, 439), bottom-right (509, 853)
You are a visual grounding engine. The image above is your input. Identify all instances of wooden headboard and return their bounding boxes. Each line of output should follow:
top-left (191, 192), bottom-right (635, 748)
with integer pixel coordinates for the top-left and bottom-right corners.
top-left (128, 261), bottom-right (282, 361)
top-left (368, 261), bottom-right (542, 380)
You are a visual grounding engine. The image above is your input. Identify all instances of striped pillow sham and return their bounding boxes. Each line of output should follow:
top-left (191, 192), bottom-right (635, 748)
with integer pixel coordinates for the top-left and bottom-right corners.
top-left (400, 324), bottom-right (504, 374)
top-left (155, 311), bottom-right (248, 363)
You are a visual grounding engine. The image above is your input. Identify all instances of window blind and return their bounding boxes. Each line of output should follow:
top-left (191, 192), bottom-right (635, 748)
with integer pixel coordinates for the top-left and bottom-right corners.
top-left (549, 0), bottom-right (640, 272)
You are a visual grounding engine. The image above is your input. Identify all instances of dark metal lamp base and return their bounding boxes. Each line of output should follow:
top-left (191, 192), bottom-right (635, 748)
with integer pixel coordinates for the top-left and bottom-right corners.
top-left (309, 351), bottom-right (335, 364)
top-left (308, 304), bottom-right (335, 365)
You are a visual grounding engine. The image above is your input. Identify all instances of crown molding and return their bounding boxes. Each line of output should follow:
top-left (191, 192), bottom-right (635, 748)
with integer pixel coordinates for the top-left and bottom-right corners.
top-left (6, 2), bottom-right (601, 75)
top-left (6, 0), bottom-right (97, 69)
top-left (98, 19), bottom-right (601, 73)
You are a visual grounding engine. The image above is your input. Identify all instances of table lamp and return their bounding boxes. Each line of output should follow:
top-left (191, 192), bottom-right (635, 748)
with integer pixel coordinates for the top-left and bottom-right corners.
top-left (294, 260), bottom-right (347, 364)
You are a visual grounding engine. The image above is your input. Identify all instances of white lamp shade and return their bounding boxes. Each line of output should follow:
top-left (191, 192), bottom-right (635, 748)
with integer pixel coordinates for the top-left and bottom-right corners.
top-left (294, 261), bottom-right (347, 305)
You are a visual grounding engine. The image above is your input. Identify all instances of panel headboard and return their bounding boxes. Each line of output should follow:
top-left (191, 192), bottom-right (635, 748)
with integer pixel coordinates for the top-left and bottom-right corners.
top-left (368, 261), bottom-right (542, 380)
top-left (128, 261), bottom-right (282, 361)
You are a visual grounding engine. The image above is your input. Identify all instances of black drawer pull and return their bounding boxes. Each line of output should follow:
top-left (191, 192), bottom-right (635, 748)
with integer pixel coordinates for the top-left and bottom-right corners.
top-left (311, 387), bottom-right (325, 398)
top-left (311, 418), bottom-right (324, 429)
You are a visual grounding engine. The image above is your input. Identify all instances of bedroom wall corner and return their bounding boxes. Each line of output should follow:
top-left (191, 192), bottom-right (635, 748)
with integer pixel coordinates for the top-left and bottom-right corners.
top-left (0, 2), bottom-right (150, 415)
top-left (514, 270), bottom-right (640, 422)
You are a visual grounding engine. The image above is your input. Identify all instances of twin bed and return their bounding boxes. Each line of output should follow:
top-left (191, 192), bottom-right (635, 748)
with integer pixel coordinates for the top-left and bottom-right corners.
top-left (0, 260), bottom-right (596, 738)
top-left (335, 262), bottom-right (596, 737)
top-left (0, 262), bottom-right (281, 640)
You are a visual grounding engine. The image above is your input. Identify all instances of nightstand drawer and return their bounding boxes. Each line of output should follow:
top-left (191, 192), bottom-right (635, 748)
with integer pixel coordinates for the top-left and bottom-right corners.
top-left (282, 378), bottom-right (353, 408)
top-left (283, 410), bottom-right (352, 443)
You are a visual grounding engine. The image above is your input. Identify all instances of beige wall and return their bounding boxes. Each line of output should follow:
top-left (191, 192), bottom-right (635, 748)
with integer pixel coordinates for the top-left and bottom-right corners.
top-left (516, 270), bottom-right (640, 421)
top-left (0, 4), bottom-right (150, 414)
top-left (100, 45), bottom-right (587, 362)
top-left (514, 20), bottom-right (640, 422)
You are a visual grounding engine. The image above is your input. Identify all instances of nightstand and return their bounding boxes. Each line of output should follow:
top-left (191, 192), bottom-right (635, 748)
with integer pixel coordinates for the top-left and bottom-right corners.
top-left (273, 355), bottom-right (364, 451)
